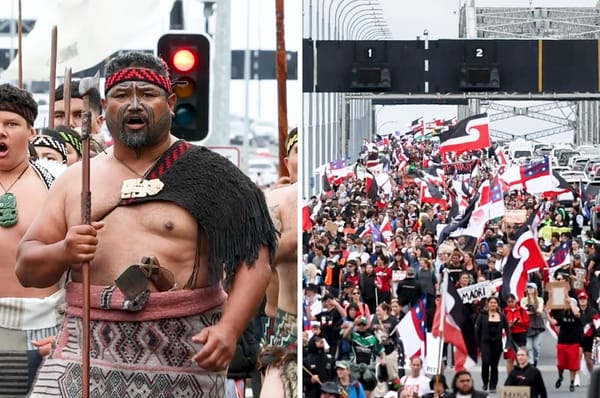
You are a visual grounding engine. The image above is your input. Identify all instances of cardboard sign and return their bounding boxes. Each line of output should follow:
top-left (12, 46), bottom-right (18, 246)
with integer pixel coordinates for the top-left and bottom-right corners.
top-left (499, 386), bottom-right (530, 398)
top-left (392, 270), bottom-right (406, 282)
top-left (574, 268), bottom-right (587, 290)
top-left (325, 221), bottom-right (339, 235)
top-left (457, 280), bottom-right (493, 303)
top-left (504, 209), bottom-right (527, 224)
top-left (546, 281), bottom-right (570, 310)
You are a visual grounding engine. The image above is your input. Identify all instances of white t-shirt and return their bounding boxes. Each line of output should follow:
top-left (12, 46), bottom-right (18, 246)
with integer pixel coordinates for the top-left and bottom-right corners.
top-left (400, 374), bottom-right (431, 397)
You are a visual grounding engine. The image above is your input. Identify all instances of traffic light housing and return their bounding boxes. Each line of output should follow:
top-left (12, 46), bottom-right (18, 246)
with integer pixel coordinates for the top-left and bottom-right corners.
top-left (157, 33), bottom-right (210, 141)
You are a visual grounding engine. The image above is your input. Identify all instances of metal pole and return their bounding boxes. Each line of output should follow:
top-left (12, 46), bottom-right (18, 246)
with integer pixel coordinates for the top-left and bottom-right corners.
top-left (333, 0), bottom-right (366, 39)
top-left (17, 0), bottom-right (22, 88)
top-left (209, 0), bottom-right (230, 147)
top-left (349, 15), bottom-right (385, 39)
top-left (242, 0), bottom-right (252, 172)
top-left (341, 7), bottom-right (382, 38)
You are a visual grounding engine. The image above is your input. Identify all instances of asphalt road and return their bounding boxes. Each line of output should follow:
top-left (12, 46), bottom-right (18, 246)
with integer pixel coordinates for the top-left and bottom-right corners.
top-left (440, 330), bottom-right (594, 398)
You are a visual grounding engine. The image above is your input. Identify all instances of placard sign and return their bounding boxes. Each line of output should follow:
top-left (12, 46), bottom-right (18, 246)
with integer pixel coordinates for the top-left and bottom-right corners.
top-left (457, 280), bottom-right (493, 303)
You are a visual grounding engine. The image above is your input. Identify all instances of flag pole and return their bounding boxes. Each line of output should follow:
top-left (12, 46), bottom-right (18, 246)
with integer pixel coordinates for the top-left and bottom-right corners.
top-left (436, 269), bottom-right (448, 376)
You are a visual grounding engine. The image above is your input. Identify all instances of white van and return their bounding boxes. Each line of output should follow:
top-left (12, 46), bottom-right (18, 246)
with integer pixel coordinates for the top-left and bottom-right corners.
top-left (508, 138), bottom-right (534, 160)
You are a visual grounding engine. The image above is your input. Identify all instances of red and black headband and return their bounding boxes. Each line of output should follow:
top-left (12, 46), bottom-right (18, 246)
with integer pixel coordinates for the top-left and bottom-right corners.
top-left (104, 68), bottom-right (172, 95)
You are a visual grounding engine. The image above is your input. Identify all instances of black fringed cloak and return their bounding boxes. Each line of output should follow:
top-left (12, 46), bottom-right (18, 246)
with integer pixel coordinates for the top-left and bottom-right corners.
top-left (119, 140), bottom-right (279, 287)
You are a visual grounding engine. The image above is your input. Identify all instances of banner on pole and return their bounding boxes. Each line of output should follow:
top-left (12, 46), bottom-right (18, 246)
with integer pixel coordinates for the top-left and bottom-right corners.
top-left (425, 332), bottom-right (442, 375)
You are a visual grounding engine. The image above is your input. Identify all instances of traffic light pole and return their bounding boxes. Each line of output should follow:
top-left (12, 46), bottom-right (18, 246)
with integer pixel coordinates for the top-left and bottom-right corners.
top-left (242, 0), bottom-right (251, 173)
top-left (210, 0), bottom-right (230, 146)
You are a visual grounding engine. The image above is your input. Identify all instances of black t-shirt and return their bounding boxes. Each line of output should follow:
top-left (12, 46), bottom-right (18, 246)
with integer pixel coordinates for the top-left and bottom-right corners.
top-left (317, 308), bottom-right (343, 347)
top-left (586, 252), bottom-right (600, 272)
top-left (552, 309), bottom-right (583, 344)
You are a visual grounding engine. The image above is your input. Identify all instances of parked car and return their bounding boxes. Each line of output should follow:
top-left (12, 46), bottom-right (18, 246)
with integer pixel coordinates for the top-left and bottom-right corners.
top-left (584, 179), bottom-right (600, 203)
top-left (569, 156), bottom-right (591, 171)
top-left (560, 170), bottom-right (589, 185)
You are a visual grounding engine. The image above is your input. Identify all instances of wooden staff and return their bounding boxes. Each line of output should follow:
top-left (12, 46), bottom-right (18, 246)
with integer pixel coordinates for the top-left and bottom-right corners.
top-left (275, 0), bottom-right (289, 178)
top-left (48, 26), bottom-right (58, 128)
top-left (77, 73), bottom-right (99, 398)
top-left (63, 67), bottom-right (72, 126)
top-left (17, 0), bottom-right (22, 88)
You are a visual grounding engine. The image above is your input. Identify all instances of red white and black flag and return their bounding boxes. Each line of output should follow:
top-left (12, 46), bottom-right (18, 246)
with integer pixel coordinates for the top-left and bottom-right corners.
top-left (439, 113), bottom-right (491, 155)
top-left (433, 271), bottom-right (478, 371)
top-left (501, 210), bottom-right (547, 301)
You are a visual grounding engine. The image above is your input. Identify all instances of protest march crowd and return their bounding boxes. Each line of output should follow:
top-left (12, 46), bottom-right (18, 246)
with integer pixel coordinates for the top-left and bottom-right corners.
top-left (301, 114), bottom-right (600, 398)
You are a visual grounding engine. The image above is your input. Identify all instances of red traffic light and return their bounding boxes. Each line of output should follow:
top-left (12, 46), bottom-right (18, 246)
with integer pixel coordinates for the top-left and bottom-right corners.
top-left (172, 49), bottom-right (197, 72)
top-left (158, 33), bottom-right (210, 141)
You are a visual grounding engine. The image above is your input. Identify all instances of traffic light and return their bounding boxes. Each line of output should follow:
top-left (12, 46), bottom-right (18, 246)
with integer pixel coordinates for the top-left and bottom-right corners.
top-left (157, 33), bottom-right (210, 141)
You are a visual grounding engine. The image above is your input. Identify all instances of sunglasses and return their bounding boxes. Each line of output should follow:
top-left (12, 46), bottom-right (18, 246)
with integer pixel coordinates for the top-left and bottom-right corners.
top-left (352, 291), bottom-right (360, 295)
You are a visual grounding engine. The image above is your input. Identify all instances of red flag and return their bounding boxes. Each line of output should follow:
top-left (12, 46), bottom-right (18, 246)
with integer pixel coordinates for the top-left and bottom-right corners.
top-left (394, 298), bottom-right (427, 360)
top-left (420, 181), bottom-right (448, 209)
top-left (302, 205), bottom-right (313, 232)
top-left (433, 273), bottom-right (478, 371)
top-left (439, 113), bottom-right (491, 155)
top-left (380, 215), bottom-right (393, 243)
top-left (365, 171), bottom-right (379, 200)
top-left (501, 214), bottom-right (547, 301)
top-left (519, 157), bottom-right (552, 194)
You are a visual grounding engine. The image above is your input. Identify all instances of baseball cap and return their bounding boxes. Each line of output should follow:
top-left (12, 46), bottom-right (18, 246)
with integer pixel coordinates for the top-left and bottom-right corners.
top-left (527, 282), bottom-right (537, 290)
top-left (497, 240), bottom-right (504, 247)
top-left (578, 291), bottom-right (589, 299)
top-left (406, 268), bottom-right (416, 277)
top-left (335, 360), bottom-right (349, 369)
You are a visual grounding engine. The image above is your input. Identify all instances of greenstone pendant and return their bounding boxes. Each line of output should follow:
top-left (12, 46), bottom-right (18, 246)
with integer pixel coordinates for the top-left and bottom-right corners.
top-left (0, 193), bottom-right (18, 228)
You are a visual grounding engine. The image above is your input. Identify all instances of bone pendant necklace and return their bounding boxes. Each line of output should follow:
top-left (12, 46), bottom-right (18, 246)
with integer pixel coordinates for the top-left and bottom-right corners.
top-left (115, 156), bottom-right (164, 199)
top-left (0, 163), bottom-right (29, 228)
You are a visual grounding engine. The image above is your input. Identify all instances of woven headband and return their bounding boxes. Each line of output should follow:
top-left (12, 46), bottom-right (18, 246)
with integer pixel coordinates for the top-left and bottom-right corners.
top-left (104, 68), bottom-right (172, 95)
top-left (31, 135), bottom-right (68, 162)
top-left (56, 129), bottom-right (83, 157)
top-left (0, 102), bottom-right (36, 126)
top-left (285, 131), bottom-right (298, 154)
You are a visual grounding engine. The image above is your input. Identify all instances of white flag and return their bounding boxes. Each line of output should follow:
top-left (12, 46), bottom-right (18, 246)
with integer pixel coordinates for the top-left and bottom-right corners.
top-left (1, 0), bottom-right (175, 81)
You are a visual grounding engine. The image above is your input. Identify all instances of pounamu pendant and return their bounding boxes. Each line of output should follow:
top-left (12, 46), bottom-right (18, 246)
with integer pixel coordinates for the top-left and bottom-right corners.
top-left (0, 193), bottom-right (18, 228)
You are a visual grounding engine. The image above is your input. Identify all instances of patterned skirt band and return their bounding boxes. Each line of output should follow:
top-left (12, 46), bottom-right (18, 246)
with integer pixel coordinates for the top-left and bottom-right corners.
top-left (29, 282), bottom-right (229, 397)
